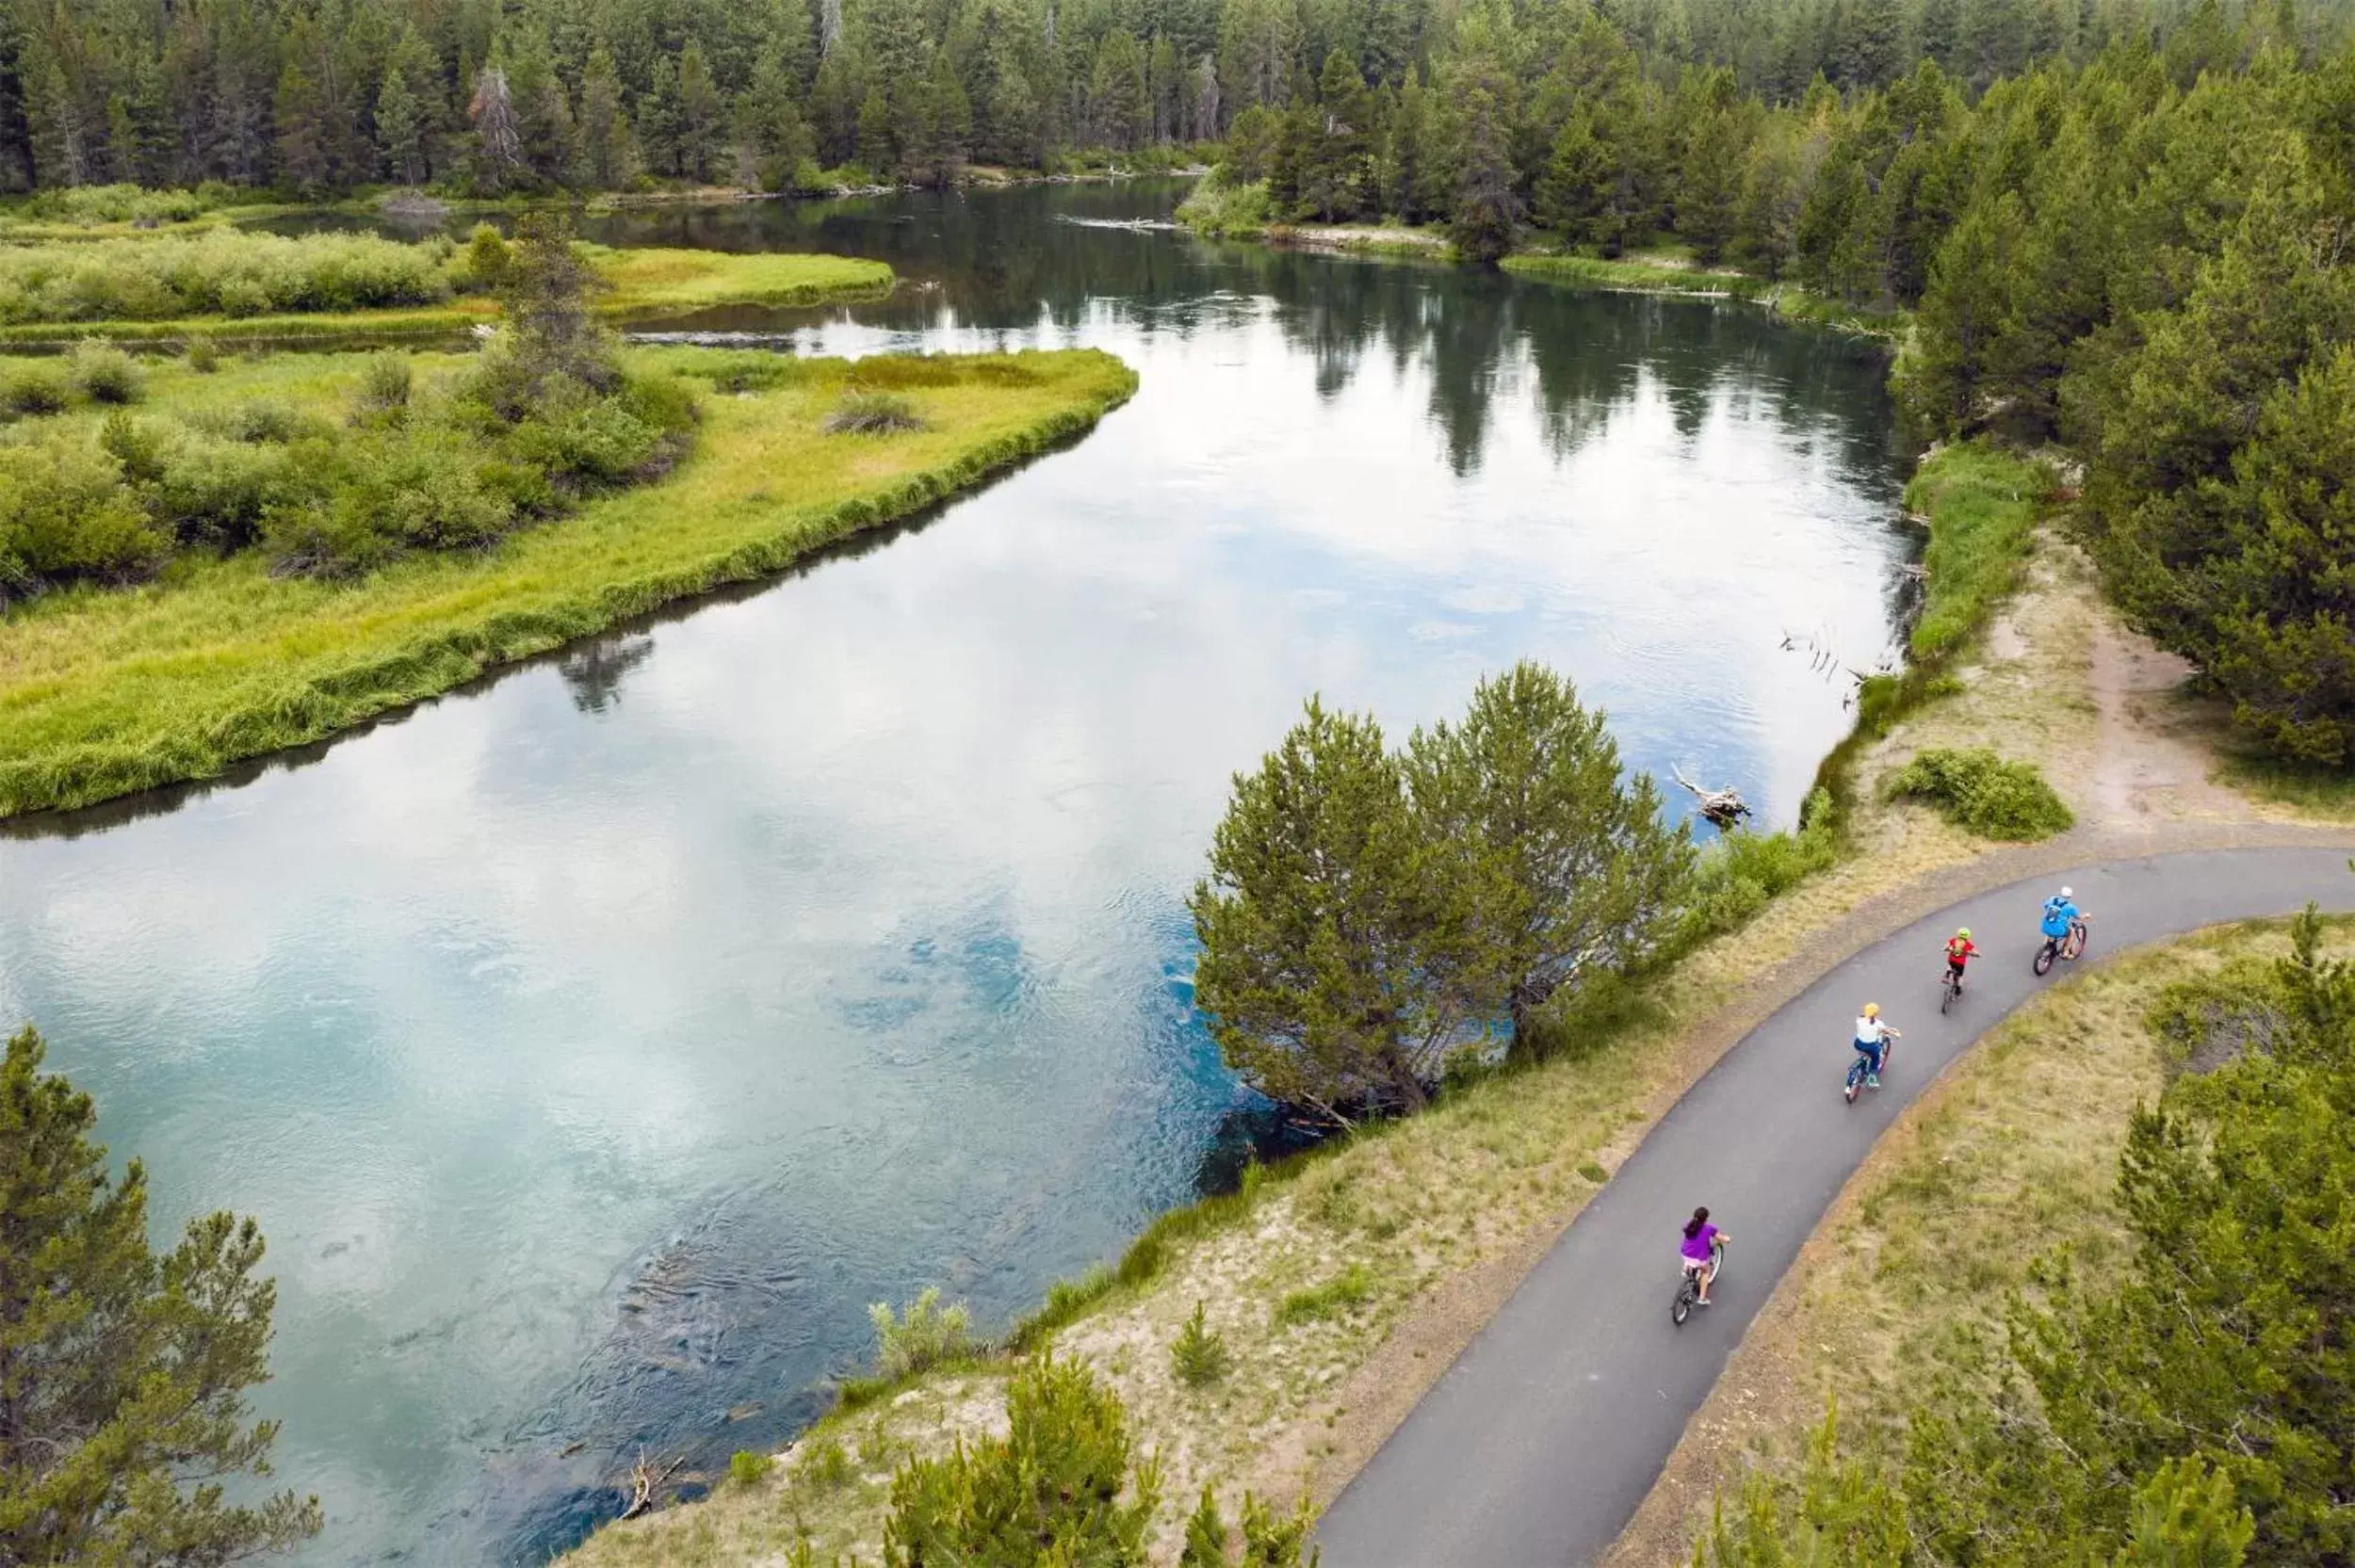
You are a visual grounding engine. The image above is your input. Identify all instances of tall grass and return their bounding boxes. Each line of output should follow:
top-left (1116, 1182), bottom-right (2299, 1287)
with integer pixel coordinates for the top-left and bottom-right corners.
top-left (1905, 441), bottom-right (2051, 662)
top-left (1501, 252), bottom-right (1758, 296)
top-left (0, 246), bottom-right (894, 344)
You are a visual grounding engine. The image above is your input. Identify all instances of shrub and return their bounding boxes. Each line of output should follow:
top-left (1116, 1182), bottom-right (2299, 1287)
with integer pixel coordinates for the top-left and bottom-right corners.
top-left (66, 342), bottom-right (143, 404)
top-left (1, 360), bottom-right (73, 416)
top-left (463, 223), bottom-right (512, 291)
top-left (881, 1355), bottom-right (1157, 1568)
top-left (1175, 170), bottom-right (1274, 237)
top-left (0, 436), bottom-right (170, 589)
top-left (354, 353), bottom-right (412, 421)
top-left (867, 1286), bottom-right (975, 1382)
top-left (19, 184), bottom-right (211, 226)
top-left (823, 392), bottom-right (926, 434)
top-left (1887, 747), bottom-right (2074, 840)
top-left (0, 231), bottom-right (450, 325)
top-left (1172, 1301), bottom-right (1230, 1388)
top-left (1274, 1263), bottom-right (1374, 1326)
top-left (185, 334), bottom-right (220, 373)
top-left (728, 1449), bottom-right (773, 1487)
top-left (797, 1436), bottom-right (854, 1491)
top-left (1178, 1485), bottom-right (1317, 1567)
top-left (1676, 799), bottom-right (1842, 946)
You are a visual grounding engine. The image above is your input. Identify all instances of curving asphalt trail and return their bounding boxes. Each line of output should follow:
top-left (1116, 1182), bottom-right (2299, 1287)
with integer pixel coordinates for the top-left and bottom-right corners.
top-left (1316, 848), bottom-right (2355, 1567)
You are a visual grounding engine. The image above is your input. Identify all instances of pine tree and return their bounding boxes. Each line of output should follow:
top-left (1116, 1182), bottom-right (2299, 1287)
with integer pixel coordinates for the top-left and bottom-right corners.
top-left (0, 1026), bottom-right (323, 1563)
top-left (377, 65), bottom-right (426, 184)
top-left (639, 55), bottom-right (683, 177)
top-left (677, 39), bottom-right (724, 183)
top-left (578, 42), bottom-right (633, 187)
top-left (739, 45), bottom-right (813, 189)
top-left (1089, 30), bottom-right (1147, 151)
top-left (919, 48), bottom-right (971, 185)
top-left (273, 58), bottom-right (331, 194)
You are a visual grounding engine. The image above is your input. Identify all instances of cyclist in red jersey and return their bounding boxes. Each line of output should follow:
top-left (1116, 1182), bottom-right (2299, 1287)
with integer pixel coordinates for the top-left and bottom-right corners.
top-left (1944, 928), bottom-right (1977, 994)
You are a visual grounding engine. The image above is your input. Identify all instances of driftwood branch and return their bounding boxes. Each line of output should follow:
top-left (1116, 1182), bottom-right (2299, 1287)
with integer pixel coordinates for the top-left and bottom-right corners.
top-left (618, 1450), bottom-right (688, 1522)
top-left (1671, 765), bottom-right (1753, 829)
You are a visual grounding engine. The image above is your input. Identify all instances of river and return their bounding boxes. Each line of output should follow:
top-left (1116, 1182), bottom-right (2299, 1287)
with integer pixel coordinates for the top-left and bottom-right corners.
top-left (0, 180), bottom-right (1908, 1564)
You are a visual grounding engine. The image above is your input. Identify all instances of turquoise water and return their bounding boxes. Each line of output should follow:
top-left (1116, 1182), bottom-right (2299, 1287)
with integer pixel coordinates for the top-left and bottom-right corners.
top-left (1, 181), bottom-right (1908, 1563)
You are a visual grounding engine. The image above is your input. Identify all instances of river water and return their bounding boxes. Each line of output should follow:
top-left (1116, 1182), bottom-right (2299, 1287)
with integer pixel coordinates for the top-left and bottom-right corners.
top-left (0, 181), bottom-right (1908, 1564)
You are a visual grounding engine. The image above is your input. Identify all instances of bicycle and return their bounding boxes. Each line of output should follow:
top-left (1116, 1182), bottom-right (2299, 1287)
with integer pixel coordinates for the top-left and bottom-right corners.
top-left (1844, 1032), bottom-right (1897, 1105)
top-left (1941, 963), bottom-right (1964, 1014)
top-left (2032, 915), bottom-right (2090, 977)
top-left (1671, 1237), bottom-right (1726, 1327)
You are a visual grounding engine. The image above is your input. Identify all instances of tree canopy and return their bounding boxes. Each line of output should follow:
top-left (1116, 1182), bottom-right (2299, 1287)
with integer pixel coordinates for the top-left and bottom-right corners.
top-left (0, 1025), bottom-right (320, 1566)
top-left (1190, 663), bottom-right (1687, 1120)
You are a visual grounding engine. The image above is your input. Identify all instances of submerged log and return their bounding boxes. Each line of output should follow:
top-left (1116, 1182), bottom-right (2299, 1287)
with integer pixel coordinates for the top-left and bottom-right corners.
top-left (1671, 764), bottom-right (1753, 830)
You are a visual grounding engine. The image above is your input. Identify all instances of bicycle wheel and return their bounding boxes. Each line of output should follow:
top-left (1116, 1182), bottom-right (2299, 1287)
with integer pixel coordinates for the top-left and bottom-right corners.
top-left (1941, 973), bottom-right (1958, 1014)
top-left (2063, 921), bottom-right (2087, 962)
top-left (1844, 1056), bottom-right (1865, 1104)
top-left (1671, 1273), bottom-right (1696, 1326)
top-left (2033, 939), bottom-right (2057, 976)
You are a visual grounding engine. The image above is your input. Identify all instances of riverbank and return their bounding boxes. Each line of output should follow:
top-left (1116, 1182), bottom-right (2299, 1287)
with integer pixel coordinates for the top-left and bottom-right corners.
top-left (0, 345), bottom-right (1134, 819)
top-left (560, 400), bottom-right (2355, 1562)
top-left (1170, 178), bottom-right (1907, 339)
top-left (0, 246), bottom-right (892, 346)
top-left (552, 440), bottom-right (2101, 1564)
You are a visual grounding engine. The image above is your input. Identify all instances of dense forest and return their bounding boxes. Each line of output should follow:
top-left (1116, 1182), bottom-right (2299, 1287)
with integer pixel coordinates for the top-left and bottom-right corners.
top-left (1, 0), bottom-right (2343, 196)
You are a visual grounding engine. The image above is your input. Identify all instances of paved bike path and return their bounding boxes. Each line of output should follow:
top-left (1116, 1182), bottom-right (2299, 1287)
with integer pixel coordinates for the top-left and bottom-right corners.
top-left (1316, 848), bottom-right (2355, 1567)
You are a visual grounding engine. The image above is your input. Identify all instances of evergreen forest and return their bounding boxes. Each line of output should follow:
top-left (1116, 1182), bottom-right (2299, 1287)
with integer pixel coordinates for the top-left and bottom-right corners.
top-left (3, 0), bottom-right (2345, 198)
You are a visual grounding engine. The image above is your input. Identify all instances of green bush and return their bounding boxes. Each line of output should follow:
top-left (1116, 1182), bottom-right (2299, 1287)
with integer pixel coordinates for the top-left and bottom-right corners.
top-left (1172, 1301), bottom-right (1230, 1388)
top-left (0, 436), bottom-right (171, 591)
top-left (19, 184), bottom-right (212, 226)
top-left (1676, 798), bottom-right (1842, 946)
top-left (1887, 747), bottom-right (2074, 840)
top-left (1178, 1485), bottom-right (1316, 1567)
top-left (65, 342), bottom-right (143, 404)
top-left (354, 353), bottom-right (412, 420)
top-left (0, 231), bottom-right (451, 325)
top-left (881, 1354), bottom-right (1157, 1568)
top-left (728, 1449), bottom-right (773, 1487)
top-left (867, 1286), bottom-right (976, 1383)
top-left (1, 359), bottom-right (73, 416)
top-left (184, 334), bottom-right (220, 373)
top-left (1174, 171), bottom-right (1274, 237)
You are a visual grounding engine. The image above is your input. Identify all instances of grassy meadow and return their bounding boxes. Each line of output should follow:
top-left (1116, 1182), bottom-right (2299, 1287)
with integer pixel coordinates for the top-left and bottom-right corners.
top-left (0, 345), bottom-right (1136, 816)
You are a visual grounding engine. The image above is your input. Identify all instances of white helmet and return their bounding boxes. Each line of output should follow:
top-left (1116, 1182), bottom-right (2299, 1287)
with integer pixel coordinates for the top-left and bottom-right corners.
top-left (2060, 886), bottom-right (2073, 899)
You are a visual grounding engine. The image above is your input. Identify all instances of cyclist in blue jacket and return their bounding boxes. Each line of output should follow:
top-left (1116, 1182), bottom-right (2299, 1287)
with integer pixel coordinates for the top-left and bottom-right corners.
top-left (2040, 886), bottom-right (2080, 943)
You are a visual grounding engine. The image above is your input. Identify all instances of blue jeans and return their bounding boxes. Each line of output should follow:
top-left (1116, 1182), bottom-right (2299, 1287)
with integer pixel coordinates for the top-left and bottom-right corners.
top-left (1854, 1039), bottom-right (1884, 1075)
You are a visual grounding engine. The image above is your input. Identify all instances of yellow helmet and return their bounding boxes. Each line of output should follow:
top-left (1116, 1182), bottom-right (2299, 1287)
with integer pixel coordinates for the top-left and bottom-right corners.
top-left (1863, 1003), bottom-right (1880, 1018)
top-left (1957, 928), bottom-right (1971, 939)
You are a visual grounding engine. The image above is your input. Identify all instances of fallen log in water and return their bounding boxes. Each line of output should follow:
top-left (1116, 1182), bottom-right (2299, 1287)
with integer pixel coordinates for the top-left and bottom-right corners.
top-left (1671, 764), bottom-right (1753, 829)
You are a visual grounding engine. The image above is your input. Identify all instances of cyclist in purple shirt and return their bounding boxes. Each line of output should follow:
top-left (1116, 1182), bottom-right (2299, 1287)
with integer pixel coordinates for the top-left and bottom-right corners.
top-left (1680, 1206), bottom-right (1728, 1305)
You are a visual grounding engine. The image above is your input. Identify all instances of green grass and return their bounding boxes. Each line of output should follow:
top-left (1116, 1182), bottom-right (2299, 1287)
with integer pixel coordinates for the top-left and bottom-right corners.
top-left (1272, 1263), bottom-right (1376, 1325)
top-left (1502, 251), bottom-right (1758, 297)
top-left (0, 247), bottom-right (893, 344)
top-left (1906, 441), bottom-right (2051, 662)
top-left (0, 344), bottom-right (1135, 817)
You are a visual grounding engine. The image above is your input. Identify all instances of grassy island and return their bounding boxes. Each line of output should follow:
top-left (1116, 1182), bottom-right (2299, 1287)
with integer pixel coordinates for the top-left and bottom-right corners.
top-left (0, 345), bottom-right (1134, 817)
top-left (0, 231), bottom-right (892, 344)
